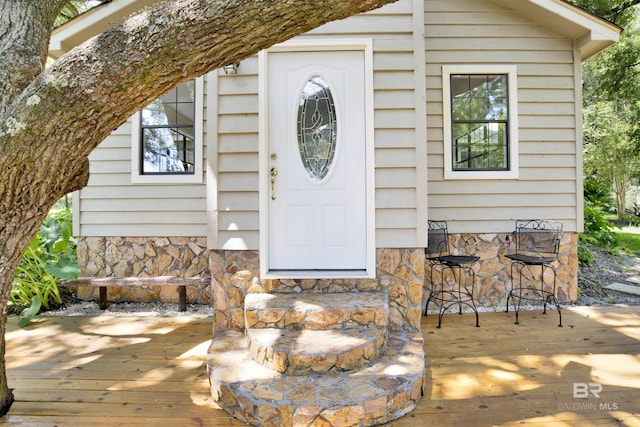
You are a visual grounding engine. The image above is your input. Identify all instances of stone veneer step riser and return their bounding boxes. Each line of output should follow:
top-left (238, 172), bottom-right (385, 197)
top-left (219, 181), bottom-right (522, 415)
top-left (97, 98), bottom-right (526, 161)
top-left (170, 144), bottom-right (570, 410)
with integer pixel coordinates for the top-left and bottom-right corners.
top-left (247, 327), bottom-right (388, 375)
top-left (208, 330), bottom-right (424, 427)
top-left (244, 292), bottom-right (389, 331)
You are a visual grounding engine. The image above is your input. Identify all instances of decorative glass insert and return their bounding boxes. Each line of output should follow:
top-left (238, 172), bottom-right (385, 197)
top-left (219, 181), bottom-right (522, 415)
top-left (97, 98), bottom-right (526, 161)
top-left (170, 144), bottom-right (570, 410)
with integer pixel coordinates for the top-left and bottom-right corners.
top-left (297, 76), bottom-right (337, 181)
top-left (450, 74), bottom-right (509, 171)
top-left (140, 80), bottom-right (195, 174)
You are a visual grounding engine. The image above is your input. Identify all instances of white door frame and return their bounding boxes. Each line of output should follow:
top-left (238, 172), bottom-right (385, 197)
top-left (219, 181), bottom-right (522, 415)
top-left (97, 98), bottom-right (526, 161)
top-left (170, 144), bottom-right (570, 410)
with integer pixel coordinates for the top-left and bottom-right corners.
top-left (258, 39), bottom-right (376, 279)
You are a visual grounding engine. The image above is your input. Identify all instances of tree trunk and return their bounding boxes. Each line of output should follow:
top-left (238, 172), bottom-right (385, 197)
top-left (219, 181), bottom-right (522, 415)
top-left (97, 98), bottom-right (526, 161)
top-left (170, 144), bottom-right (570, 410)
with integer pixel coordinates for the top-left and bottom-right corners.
top-left (0, 0), bottom-right (68, 414)
top-left (0, 0), bottom-right (397, 416)
top-left (614, 176), bottom-right (627, 219)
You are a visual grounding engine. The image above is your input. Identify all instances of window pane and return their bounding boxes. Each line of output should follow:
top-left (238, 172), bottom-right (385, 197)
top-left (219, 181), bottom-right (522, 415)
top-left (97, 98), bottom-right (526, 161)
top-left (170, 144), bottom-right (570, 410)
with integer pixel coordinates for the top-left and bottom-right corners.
top-left (140, 80), bottom-right (195, 175)
top-left (297, 76), bottom-right (337, 181)
top-left (141, 99), bottom-right (167, 126)
top-left (177, 80), bottom-right (194, 102)
top-left (485, 75), bottom-right (507, 120)
top-left (142, 127), bottom-right (195, 173)
top-left (451, 74), bottom-right (508, 121)
top-left (452, 123), bottom-right (507, 170)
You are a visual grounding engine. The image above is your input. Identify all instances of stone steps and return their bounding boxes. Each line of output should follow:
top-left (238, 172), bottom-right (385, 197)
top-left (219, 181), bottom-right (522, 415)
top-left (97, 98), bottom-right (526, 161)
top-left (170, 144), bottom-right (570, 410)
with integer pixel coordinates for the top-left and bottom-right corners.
top-left (605, 282), bottom-right (640, 296)
top-left (247, 327), bottom-right (387, 375)
top-left (244, 291), bottom-right (388, 330)
top-left (207, 329), bottom-right (424, 427)
top-left (207, 290), bottom-right (424, 426)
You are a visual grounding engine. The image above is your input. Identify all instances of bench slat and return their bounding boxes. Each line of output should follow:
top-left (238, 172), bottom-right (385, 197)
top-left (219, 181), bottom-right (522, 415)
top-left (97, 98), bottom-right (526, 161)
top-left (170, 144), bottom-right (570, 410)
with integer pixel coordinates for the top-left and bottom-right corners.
top-left (61, 276), bottom-right (210, 287)
top-left (59, 276), bottom-right (210, 311)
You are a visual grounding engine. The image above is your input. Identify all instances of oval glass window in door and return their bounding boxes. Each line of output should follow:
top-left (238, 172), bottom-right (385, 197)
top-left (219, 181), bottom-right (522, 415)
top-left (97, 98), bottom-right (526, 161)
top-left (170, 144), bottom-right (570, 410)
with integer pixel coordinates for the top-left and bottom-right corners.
top-left (297, 76), bottom-right (337, 181)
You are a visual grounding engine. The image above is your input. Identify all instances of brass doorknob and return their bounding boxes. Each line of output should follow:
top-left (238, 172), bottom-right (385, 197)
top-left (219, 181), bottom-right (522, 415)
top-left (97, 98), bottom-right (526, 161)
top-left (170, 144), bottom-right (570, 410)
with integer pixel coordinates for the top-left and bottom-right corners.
top-left (270, 168), bottom-right (278, 200)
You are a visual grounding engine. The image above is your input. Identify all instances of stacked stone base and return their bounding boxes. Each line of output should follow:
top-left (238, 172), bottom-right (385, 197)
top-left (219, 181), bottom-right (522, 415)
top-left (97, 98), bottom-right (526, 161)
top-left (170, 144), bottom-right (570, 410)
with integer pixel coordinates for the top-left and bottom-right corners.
top-left (207, 330), bottom-right (424, 427)
top-left (207, 290), bottom-right (424, 427)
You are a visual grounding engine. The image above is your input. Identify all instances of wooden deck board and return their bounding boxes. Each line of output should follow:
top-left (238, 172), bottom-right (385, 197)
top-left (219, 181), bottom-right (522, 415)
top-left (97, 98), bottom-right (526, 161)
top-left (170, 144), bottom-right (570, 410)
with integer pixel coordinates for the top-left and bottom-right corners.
top-left (2, 306), bottom-right (639, 426)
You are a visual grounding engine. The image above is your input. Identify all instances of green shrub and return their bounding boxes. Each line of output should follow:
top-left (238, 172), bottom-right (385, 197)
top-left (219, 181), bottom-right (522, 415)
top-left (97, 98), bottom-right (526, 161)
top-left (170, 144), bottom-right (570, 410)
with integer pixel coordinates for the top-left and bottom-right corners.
top-left (584, 179), bottom-right (613, 211)
top-left (579, 196), bottom-right (623, 266)
top-left (582, 198), bottom-right (619, 247)
top-left (578, 240), bottom-right (595, 266)
top-left (622, 213), bottom-right (640, 227)
top-left (11, 207), bottom-right (80, 326)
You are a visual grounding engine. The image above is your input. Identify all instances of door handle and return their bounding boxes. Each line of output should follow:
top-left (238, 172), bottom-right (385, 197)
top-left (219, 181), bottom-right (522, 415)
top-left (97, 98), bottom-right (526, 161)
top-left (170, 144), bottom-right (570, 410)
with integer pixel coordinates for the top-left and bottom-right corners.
top-left (270, 167), bottom-right (278, 200)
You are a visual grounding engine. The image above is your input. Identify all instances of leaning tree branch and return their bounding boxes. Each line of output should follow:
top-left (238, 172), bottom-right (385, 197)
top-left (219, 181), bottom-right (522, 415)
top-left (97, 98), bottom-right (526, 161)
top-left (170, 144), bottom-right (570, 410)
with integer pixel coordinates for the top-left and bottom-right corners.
top-left (1, 0), bottom-right (397, 205)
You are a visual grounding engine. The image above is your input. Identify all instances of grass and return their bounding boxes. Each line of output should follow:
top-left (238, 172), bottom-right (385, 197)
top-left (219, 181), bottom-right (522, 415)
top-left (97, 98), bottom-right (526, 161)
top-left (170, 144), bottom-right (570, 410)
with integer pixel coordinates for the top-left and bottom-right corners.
top-left (614, 230), bottom-right (640, 255)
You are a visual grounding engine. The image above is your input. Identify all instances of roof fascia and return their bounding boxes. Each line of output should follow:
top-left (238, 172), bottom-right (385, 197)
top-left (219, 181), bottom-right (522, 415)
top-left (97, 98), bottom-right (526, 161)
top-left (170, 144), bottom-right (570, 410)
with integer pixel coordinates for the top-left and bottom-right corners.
top-left (49, 0), bottom-right (162, 59)
top-left (491, 0), bottom-right (621, 60)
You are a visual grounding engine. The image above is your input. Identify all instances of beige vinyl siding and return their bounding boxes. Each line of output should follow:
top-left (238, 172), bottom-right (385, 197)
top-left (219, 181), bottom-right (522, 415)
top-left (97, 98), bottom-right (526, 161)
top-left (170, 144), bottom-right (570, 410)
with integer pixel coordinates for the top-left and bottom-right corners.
top-left (78, 0), bottom-right (584, 244)
top-left (215, 0), bottom-right (425, 250)
top-left (216, 55), bottom-right (260, 249)
top-left (77, 83), bottom-right (208, 237)
top-left (425, 0), bottom-right (580, 233)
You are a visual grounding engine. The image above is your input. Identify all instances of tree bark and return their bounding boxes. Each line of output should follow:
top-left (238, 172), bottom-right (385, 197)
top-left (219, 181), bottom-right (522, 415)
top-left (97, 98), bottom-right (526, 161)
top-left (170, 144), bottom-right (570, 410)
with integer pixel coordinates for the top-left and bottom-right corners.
top-left (0, 1), bottom-right (68, 414)
top-left (0, 0), bottom-right (397, 415)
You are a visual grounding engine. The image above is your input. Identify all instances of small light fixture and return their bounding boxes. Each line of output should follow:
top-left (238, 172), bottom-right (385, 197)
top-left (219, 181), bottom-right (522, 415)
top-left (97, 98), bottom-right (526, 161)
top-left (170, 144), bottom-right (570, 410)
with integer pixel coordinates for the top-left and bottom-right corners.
top-left (223, 62), bottom-right (240, 75)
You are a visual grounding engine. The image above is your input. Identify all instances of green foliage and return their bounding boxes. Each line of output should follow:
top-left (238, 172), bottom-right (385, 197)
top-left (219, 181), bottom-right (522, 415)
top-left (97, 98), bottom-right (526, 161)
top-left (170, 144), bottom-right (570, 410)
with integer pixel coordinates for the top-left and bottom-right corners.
top-left (582, 199), bottom-right (620, 247)
top-left (17, 296), bottom-right (42, 328)
top-left (574, 1), bottom-right (640, 218)
top-left (621, 213), bottom-right (640, 227)
top-left (584, 179), bottom-right (614, 210)
top-left (578, 240), bottom-right (596, 266)
top-left (575, 0), bottom-right (640, 101)
top-left (54, 1), bottom-right (110, 28)
top-left (11, 207), bottom-right (80, 326)
top-left (583, 100), bottom-right (640, 217)
top-left (580, 196), bottom-right (623, 265)
top-left (569, 0), bottom-right (639, 27)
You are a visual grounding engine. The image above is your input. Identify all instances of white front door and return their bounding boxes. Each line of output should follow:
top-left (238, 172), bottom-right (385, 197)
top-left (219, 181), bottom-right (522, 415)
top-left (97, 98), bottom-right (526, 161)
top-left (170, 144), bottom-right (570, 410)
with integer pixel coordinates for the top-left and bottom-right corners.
top-left (264, 48), bottom-right (370, 275)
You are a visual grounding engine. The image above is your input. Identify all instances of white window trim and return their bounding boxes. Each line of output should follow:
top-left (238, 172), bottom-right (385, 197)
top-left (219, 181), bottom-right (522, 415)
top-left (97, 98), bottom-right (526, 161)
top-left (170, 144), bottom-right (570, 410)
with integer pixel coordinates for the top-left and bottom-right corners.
top-left (131, 77), bottom-right (204, 184)
top-left (442, 65), bottom-right (519, 180)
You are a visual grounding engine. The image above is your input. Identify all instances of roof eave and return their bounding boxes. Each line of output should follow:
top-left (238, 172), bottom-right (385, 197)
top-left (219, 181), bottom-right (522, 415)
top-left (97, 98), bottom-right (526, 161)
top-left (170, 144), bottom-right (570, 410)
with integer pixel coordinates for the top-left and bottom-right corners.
top-left (49, 0), bottom-right (622, 62)
top-left (491, 0), bottom-right (621, 60)
top-left (49, 0), bottom-right (162, 60)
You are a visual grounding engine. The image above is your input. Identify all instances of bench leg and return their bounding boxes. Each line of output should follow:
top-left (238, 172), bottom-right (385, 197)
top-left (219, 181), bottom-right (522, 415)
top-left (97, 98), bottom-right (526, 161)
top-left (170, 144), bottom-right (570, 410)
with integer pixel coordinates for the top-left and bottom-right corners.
top-left (178, 286), bottom-right (186, 311)
top-left (99, 287), bottom-right (108, 310)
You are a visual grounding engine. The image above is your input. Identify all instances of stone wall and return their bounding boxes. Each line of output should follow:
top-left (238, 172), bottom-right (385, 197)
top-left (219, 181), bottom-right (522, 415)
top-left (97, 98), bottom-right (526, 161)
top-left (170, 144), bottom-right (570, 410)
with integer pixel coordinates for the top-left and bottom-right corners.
top-left (74, 233), bottom-right (578, 311)
top-left (209, 249), bottom-right (425, 332)
top-left (75, 237), bottom-right (211, 304)
top-left (427, 231), bottom-right (579, 309)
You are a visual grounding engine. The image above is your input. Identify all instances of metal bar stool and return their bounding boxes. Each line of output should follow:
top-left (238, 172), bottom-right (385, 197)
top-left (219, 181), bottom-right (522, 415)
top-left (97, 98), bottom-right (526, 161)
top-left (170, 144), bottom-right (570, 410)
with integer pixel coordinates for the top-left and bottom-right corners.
top-left (424, 220), bottom-right (480, 328)
top-left (505, 219), bottom-right (563, 327)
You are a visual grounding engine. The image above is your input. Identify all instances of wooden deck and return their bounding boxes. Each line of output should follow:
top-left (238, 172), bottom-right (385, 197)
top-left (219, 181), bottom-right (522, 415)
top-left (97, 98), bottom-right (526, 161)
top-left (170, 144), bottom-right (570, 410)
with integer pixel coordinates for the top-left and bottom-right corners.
top-left (1, 305), bottom-right (639, 426)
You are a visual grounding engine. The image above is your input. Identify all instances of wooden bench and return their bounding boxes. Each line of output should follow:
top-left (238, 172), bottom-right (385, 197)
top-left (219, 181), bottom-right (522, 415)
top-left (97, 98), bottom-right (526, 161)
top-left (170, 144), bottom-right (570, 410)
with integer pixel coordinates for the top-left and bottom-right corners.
top-left (60, 276), bottom-right (211, 311)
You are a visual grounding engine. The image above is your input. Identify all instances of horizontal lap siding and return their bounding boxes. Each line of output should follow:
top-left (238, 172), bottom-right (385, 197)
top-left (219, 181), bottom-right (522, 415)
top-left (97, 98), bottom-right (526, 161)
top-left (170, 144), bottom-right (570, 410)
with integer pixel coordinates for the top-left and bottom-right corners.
top-left (217, 55), bottom-right (260, 249)
top-left (79, 91), bottom-right (208, 237)
top-left (425, 0), bottom-right (579, 233)
top-left (217, 0), bottom-right (420, 249)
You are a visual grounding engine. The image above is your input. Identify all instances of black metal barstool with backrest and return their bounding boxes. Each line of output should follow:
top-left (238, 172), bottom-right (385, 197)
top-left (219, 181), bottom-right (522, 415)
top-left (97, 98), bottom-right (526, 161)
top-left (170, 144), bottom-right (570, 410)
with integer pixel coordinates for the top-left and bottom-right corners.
top-left (424, 220), bottom-right (480, 328)
top-left (505, 219), bottom-right (563, 327)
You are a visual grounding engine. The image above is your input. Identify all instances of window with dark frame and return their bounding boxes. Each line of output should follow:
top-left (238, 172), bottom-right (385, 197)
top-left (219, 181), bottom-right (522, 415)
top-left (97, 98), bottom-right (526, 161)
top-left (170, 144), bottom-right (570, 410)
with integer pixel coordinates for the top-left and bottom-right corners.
top-left (139, 80), bottom-right (195, 175)
top-left (450, 74), bottom-right (509, 171)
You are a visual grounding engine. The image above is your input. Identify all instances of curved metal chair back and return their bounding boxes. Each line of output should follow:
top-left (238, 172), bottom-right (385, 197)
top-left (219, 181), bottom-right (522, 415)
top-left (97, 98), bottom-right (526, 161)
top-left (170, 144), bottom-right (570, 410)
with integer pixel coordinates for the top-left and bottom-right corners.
top-left (426, 220), bottom-right (450, 259)
top-left (510, 219), bottom-right (563, 262)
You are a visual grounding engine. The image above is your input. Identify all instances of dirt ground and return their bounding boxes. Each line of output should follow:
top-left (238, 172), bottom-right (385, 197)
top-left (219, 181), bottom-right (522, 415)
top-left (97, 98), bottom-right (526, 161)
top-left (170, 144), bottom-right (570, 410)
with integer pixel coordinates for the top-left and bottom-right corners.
top-left (577, 243), bottom-right (640, 306)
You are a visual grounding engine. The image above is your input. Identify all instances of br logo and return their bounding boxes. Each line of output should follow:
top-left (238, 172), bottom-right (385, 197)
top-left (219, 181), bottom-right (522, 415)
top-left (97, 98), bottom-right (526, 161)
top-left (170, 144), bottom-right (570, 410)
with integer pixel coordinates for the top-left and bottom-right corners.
top-left (573, 383), bottom-right (602, 399)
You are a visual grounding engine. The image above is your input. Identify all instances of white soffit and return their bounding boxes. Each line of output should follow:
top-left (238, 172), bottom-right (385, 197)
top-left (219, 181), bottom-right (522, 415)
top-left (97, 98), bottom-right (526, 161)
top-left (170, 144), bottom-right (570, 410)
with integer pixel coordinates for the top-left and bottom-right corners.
top-left (491, 0), bottom-right (621, 59)
top-left (49, 0), bottom-right (163, 59)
